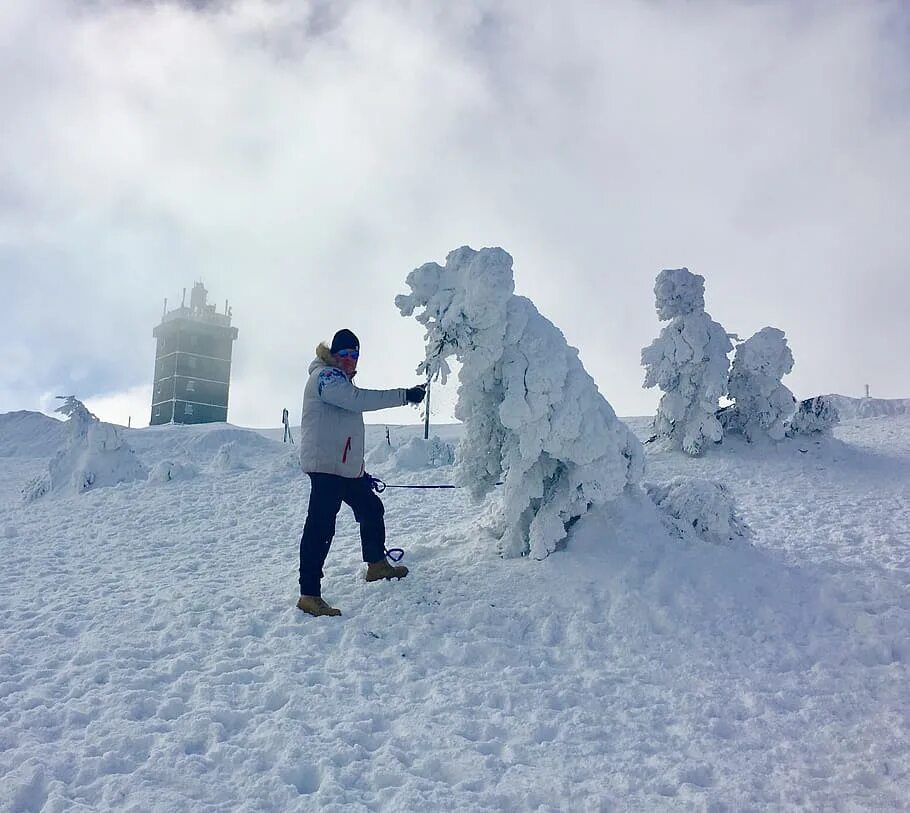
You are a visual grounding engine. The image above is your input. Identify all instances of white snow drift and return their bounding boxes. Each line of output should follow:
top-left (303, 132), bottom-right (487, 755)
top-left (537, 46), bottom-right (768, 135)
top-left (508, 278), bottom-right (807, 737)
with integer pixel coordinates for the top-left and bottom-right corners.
top-left (1, 408), bottom-right (908, 811)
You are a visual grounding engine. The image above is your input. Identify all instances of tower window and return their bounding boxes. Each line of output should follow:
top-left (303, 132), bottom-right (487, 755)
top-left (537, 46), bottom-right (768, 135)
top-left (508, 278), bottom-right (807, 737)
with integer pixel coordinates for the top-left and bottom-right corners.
top-left (186, 380), bottom-right (196, 393)
top-left (185, 403), bottom-right (194, 415)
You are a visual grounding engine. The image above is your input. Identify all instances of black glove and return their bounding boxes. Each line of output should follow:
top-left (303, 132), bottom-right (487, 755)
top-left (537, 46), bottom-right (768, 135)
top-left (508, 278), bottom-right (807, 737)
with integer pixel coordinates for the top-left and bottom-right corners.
top-left (405, 384), bottom-right (426, 404)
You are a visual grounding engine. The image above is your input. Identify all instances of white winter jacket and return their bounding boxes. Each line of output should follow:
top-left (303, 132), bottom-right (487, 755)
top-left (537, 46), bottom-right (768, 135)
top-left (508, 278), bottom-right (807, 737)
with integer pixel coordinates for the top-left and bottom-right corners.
top-left (299, 343), bottom-right (407, 478)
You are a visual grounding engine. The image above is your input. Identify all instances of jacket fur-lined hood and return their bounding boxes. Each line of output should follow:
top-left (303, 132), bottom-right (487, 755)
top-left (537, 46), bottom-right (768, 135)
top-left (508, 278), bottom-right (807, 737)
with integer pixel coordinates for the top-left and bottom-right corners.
top-left (308, 342), bottom-right (343, 375)
top-left (315, 342), bottom-right (336, 365)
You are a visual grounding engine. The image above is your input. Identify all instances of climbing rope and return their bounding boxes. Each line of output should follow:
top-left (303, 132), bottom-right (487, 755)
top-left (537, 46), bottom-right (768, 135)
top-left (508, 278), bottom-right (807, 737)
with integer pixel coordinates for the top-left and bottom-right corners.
top-left (364, 473), bottom-right (502, 563)
top-left (365, 474), bottom-right (502, 493)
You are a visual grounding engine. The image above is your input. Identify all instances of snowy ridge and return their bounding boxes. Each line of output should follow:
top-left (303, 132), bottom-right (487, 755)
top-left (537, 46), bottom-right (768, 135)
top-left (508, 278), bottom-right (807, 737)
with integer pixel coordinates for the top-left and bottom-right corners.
top-left (823, 394), bottom-right (910, 419)
top-left (0, 411), bottom-right (908, 809)
top-left (0, 411), bottom-right (67, 458)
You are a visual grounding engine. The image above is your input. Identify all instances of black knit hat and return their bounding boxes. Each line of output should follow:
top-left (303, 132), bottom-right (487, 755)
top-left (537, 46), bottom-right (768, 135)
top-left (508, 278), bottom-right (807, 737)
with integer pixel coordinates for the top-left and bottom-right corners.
top-left (330, 329), bottom-right (360, 354)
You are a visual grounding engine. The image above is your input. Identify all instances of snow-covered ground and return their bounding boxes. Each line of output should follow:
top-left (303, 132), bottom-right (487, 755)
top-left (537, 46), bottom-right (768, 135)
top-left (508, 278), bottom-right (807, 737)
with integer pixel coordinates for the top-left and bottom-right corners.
top-left (1, 410), bottom-right (908, 811)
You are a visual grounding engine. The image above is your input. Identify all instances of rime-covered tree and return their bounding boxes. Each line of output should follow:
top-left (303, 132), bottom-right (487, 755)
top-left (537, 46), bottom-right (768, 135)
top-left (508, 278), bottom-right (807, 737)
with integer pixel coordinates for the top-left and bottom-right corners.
top-left (24, 396), bottom-right (147, 500)
top-left (726, 327), bottom-right (797, 441)
top-left (396, 246), bottom-right (644, 559)
top-left (54, 395), bottom-right (97, 434)
top-left (641, 268), bottom-right (732, 456)
top-left (788, 396), bottom-right (840, 436)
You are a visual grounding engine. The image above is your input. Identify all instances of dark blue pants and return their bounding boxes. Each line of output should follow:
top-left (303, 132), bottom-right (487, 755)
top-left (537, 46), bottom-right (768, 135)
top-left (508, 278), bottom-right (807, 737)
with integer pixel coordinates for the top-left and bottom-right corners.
top-left (299, 473), bottom-right (386, 597)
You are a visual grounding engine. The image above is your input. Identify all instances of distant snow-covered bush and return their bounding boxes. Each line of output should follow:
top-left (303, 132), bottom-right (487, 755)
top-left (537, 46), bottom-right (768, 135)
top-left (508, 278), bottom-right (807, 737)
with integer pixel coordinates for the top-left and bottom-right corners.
top-left (725, 327), bottom-right (797, 442)
top-left (788, 396), bottom-right (840, 436)
top-left (148, 460), bottom-right (199, 483)
top-left (397, 245), bottom-right (643, 559)
top-left (209, 442), bottom-right (249, 471)
top-left (393, 436), bottom-right (455, 470)
top-left (645, 477), bottom-right (752, 545)
top-left (21, 475), bottom-right (49, 503)
top-left (23, 396), bottom-right (147, 500)
top-left (641, 268), bottom-right (733, 456)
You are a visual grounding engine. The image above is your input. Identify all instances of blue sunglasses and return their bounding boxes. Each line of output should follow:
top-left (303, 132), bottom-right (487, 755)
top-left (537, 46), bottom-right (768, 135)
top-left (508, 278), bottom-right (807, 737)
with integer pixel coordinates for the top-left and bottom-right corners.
top-left (336, 348), bottom-right (359, 359)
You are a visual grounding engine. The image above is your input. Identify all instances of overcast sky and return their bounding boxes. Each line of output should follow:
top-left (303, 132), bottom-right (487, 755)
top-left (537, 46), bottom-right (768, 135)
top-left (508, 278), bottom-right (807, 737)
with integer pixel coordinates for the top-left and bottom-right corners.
top-left (1, 0), bottom-right (908, 428)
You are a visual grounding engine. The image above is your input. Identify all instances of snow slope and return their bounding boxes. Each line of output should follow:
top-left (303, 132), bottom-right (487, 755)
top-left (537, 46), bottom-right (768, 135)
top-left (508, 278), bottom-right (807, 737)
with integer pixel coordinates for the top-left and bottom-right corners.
top-left (823, 394), bottom-right (910, 419)
top-left (0, 411), bottom-right (908, 811)
top-left (0, 412), bottom-right (67, 459)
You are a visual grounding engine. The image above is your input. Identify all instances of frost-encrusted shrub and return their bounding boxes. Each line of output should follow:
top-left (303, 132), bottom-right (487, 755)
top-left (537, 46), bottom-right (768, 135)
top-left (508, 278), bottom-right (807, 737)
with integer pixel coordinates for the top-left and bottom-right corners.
top-left (148, 460), bottom-right (198, 483)
top-left (21, 475), bottom-right (49, 503)
top-left (210, 441), bottom-right (248, 471)
top-left (641, 268), bottom-right (733, 456)
top-left (24, 396), bottom-right (147, 500)
top-left (726, 327), bottom-right (797, 442)
top-left (788, 396), bottom-right (840, 436)
top-left (645, 477), bottom-right (752, 545)
top-left (393, 436), bottom-right (455, 470)
top-left (397, 245), bottom-right (644, 559)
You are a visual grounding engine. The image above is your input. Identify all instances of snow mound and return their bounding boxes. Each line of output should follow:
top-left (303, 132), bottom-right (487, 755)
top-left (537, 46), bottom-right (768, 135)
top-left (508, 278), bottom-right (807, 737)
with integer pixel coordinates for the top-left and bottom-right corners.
top-left (267, 447), bottom-right (304, 480)
top-left (209, 441), bottom-right (249, 472)
top-left (392, 436), bottom-right (455, 470)
top-left (644, 477), bottom-right (752, 545)
top-left (148, 460), bottom-right (199, 483)
top-left (183, 425), bottom-right (278, 458)
top-left (0, 411), bottom-right (68, 458)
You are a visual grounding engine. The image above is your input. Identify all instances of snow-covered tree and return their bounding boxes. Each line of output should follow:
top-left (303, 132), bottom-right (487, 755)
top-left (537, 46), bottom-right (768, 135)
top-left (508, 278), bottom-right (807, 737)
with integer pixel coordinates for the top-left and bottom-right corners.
top-left (641, 268), bottom-right (733, 456)
top-left (396, 246), bottom-right (644, 559)
top-left (788, 396), bottom-right (840, 436)
top-left (725, 327), bottom-right (796, 441)
top-left (54, 395), bottom-right (97, 434)
top-left (24, 396), bottom-right (147, 500)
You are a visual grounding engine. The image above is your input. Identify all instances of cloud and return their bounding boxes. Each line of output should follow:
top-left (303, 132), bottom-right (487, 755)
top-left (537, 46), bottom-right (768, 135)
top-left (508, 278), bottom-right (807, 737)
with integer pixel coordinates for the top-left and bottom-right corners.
top-left (1, 0), bottom-right (908, 428)
top-left (82, 384), bottom-right (153, 427)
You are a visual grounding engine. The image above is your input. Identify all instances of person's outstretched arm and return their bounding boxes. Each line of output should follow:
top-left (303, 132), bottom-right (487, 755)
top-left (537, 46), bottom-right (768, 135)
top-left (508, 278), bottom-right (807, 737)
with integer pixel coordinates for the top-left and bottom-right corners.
top-left (318, 368), bottom-right (407, 413)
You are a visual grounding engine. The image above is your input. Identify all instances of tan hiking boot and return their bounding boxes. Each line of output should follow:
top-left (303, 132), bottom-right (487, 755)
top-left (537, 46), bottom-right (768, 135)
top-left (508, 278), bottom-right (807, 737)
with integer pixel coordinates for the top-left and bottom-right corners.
top-left (296, 595), bottom-right (341, 616)
top-left (365, 560), bottom-right (409, 582)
